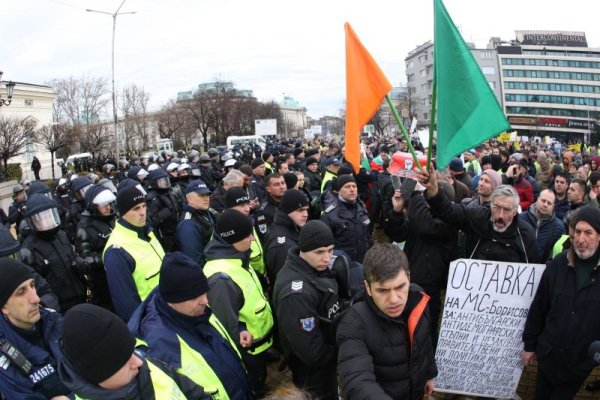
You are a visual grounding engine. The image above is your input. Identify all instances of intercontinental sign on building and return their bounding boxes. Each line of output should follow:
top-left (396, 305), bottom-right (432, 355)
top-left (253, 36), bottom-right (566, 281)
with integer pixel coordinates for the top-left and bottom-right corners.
top-left (515, 30), bottom-right (588, 47)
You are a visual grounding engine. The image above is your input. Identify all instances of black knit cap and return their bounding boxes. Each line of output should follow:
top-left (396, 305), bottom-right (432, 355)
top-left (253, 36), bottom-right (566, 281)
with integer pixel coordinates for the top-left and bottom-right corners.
top-left (305, 149), bottom-right (319, 157)
top-left (305, 157), bottom-right (319, 166)
top-left (216, 209), bottom-right (253, 245)
top-left (160, 252), bottom-right (208, 303)
top-left (299, 220), bottom-right (334, 252)
top-left (224, 187), bottom-right (250, 209)
top-left (116, 185), bottom-right (146, 216)
top-left (62, 304), bottom-right (136, 385)
top-left (335, 174), bottom-right (356, 191)
top-left (279, 189), bottom-right (309, 214)
top-left (251, 158), bottom-right (265, 169)
top-left (574, 205), bottom-right (600, 233)
top-left (0, 258), bottom-right (33, 307)
top-left (283, 172), bottom-right (298, 189)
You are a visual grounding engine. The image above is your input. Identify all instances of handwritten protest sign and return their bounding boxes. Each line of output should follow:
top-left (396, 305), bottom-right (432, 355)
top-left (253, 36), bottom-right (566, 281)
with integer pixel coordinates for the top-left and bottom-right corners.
top-left (434, 259), bottom-right (546, 399)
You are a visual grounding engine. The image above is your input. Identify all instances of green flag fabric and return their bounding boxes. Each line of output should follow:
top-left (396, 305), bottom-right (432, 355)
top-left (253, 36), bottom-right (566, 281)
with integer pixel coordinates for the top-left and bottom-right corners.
top-left (433, 0), bottom-right (511, 170)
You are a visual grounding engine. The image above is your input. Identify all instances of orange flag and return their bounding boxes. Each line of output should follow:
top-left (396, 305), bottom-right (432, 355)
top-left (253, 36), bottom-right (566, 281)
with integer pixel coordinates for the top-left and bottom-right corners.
top-left (345, 22), bottom-right (392, 173)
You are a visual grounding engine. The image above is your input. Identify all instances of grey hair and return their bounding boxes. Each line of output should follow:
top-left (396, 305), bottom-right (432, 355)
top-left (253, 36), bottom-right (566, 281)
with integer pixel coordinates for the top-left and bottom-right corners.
top-left (490, 184), bottom-right (520, 211)
top-left (222, 169), bottom-right (244, 188)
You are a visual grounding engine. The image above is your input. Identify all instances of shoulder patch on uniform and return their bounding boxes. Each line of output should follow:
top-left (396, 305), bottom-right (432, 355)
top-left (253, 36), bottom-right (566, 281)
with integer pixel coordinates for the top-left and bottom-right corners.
top-left (277, 236), bottom-right (286, 244)
top-left (291, 280), bottom-right (303, 291)
top-left (299, 317), bottom-right (315, 332)
top-left (259, 224), bottom-right (267, 234)
top-left (0, 354), bottom-right (9, 370)
top-left (324, 205), bottom-right (336, 213)
top-left (184, 211), bottom-right (192, 220)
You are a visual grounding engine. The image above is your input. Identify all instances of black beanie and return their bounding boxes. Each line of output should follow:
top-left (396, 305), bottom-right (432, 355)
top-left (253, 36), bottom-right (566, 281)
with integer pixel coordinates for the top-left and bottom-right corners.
top-left (283, 172), bottom-right (298, 189)
top-left (573, 205), bottom-right (600, 233)
top-left (117, 185), bottom-right (146, 216)
top-left (481, 155), bottom-right (492, 166)
top-left (299, 220), bottom-right (334, 252)
top-left (62, 304), bottom-right (136, 385)
top-left (335, 174), bottom-right (356, 191)
top-left (216, 209), bottom-right (253, 245)
top-left (261, 151), bottom-right (272, 162)
top-left (305, 149), bottom-right (319, 157)
top-left (224, 187), bottom-right (250, 209)
top-left (159, 252), bottom-right (208, 303)
top-left (0, 258), bottom-right (33, 307)
top-left (305, 157), bottom-right (319, 166)
top-left (279, 189), bottom-right (309, 214)
top-left (251, 158), bottom-right (265, 169)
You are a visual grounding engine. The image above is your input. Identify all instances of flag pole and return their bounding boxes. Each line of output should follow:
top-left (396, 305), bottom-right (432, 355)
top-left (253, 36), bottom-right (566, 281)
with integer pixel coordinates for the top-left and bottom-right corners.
top-left (426, 83), bottom-right (437, 171)
top-left (385, 94), bottom-right (422, 170)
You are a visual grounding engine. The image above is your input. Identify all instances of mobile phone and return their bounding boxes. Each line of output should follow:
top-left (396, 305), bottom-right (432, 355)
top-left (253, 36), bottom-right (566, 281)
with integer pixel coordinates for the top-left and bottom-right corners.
top-left (400, 178), bottom-right (417, 200)
top-left (390, 174), bottom-right (402, 191)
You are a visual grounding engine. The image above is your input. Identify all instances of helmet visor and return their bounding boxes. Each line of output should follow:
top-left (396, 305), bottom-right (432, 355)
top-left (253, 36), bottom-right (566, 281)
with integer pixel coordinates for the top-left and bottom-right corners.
top-left (155, 177), bottom-right (171, 189)
top-left (30, 208), bottom-right (61, 231)
top-left (93, 190), bottom-right (117, 207)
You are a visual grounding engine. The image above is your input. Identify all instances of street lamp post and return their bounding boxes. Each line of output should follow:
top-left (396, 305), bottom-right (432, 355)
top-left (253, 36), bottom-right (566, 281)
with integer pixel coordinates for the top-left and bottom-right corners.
top-left (87, 1), bottom-right (136, 159)
top-left (0, 71), bottom-right (16, 107)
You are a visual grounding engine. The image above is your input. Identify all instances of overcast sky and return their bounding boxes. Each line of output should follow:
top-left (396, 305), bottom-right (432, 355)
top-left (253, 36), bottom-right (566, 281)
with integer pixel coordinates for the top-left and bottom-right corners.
top-left (3, 0), bottom-right (599, 119)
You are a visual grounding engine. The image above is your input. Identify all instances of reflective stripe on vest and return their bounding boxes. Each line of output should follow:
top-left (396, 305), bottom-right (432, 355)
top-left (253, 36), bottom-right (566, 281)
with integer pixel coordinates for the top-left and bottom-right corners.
top-left (249, 227), bottom-right (265, 275)
top-left (103, 222), bottom-right (164, 301)
top-left (76, 359), bottom-right (187, 400)
top-left (204, 259), bottom-right (274, 354)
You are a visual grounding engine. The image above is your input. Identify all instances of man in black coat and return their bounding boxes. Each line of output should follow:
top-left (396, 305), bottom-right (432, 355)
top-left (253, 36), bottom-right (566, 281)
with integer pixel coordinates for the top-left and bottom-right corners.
top-left (264, 189), bottom-right (309, 283)
top-left (415, 168), bottom-right (540, 264)
top-left (337, 243), bottom-right (437, 399)
top-left (522, 205), bottom-right (600, 399)
top-left (273, 220), bottom-right (342, 400)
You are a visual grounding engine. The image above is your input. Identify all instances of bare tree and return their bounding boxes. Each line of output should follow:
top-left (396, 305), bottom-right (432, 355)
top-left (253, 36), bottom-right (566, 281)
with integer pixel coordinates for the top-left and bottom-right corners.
top-left (180, 93), bottom-right (214, 149)
top-left (0, 116), bottom-right (35, 169)
top-left (80, 124), bottom-right (111, 158)
top-left (157, 100), bottom-right (186, 139)
top-left (35, 124), bottom-right (72, 179)
top-left (121, 84), bottom-right (151, 151)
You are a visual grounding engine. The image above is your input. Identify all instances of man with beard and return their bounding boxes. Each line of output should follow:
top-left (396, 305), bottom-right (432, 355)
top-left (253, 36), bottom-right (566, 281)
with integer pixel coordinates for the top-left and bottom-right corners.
top-left (415, 168), bottom-right (539, 263)
top-left (523, 206), bottom-right (600, 399)
top-left (519, 189), bottom-right (566, 262)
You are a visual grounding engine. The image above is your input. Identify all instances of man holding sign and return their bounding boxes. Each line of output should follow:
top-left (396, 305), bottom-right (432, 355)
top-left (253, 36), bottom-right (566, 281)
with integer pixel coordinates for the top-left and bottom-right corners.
top-left (523, 205), bottom-right (600, 399)
top-left (415, 168), bottom-right (539, 264)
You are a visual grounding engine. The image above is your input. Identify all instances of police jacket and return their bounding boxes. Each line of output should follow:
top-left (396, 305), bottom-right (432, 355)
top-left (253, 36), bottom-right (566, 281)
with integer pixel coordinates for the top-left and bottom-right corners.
top-left (337, 285), bottom-right (437, 400)
top-left (264, 209), bottom-right (301, 283)
top-left (209, 184), bottom-right (227, 214)
top-left (147, 188), bottom-right (181, 252)
top-left (0, 308), bottom-right (72, 399)
top-left (272, 248), bottom-right (342, 369)
top-left (303, 168), bottom-right (323, 193)
top-left (427, 191), bottom-right (540, 263)
top-left (250, 175), bottom-right (266, 203)
top-left (523, 248), bottom-right (600, 383)
top-left (20, 229), bottom-right (86, 311)
top-left (76, 212), bottom-right (116, 309)
top-left (254, 194), bottom-right (279, 244)
top-left (128, 290), bottom-right (253, 400)
top-left (8, 200), bottom-right (26, 227)
top-left (519, 204), bottom-right (565, 262)
top-left (204, 236), bottom-right (274, 355)
top-left (58, 350), bottom-right (210, 400)
top-left (320, 196), bottom-right (372, 263)
top-left (175, 204), bottom-right (217, 266)
top-left (199, 165), bottom-right (217, 191)
top-left (103, 219), bottom-right (165, 321)
top-left (65, 200), bottom-right (85, 243)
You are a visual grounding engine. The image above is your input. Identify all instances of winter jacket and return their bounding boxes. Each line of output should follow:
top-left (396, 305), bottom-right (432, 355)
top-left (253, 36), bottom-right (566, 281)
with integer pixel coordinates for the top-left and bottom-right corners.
top-left (175, 204), bottom-right (217, 266)
top-left (337, 285), bottom-right (437, 399)
top-left (264, 209), bottom-right (301, 283)
top-left (519, 205), bottom-right (565, 262)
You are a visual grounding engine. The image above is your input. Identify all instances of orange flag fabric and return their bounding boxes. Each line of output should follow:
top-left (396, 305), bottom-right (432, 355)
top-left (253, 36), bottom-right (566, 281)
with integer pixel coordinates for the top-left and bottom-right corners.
top-left (345, 22), bottom-right (392, 173)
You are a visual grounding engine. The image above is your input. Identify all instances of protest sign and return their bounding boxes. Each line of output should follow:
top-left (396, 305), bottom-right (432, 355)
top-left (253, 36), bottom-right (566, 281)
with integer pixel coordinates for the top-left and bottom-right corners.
top-left (434, 259), bottom-right (546, 399)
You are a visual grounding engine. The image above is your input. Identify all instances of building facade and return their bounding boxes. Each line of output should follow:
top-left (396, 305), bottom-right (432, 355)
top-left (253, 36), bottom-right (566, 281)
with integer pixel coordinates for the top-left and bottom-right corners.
top-left (497, 30), bottom-right (600, 142)
top-left (280, 95), bottom-right (308, 138)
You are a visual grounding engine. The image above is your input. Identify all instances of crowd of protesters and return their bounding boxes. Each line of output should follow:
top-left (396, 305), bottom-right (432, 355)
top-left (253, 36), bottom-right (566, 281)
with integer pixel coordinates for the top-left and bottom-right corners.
top-left (1, 133), bottom-right (600, 399)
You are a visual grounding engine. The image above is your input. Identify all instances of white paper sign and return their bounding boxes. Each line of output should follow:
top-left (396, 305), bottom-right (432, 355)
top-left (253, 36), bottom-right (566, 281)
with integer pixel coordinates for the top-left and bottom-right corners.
top-left (434, 259), bottom-right (546, 399)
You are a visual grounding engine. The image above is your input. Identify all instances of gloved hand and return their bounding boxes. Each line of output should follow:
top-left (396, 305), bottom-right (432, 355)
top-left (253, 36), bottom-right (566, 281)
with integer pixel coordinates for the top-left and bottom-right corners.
top-left (157, 208), bottom-right (173, 223)
top-left (72, 257), bottom-right (90, 274)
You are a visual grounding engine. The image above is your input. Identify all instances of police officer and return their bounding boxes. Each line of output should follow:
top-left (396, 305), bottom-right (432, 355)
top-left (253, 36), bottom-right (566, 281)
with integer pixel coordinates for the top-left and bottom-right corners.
top-left (0, 258), bottom-right (72, 399)
top-left (8, 184), bottom-right (27, 234)
top-left (20, 194), bottom-right (87, 311)
top-left (103, 185), bottom-right (165, 321)
top-left (175, 179), bottom-right (217, 266)
top-left (321, 158), bottom-right (341, 192)
top-left (255, 173), bottom-right (286, 244)
top-left (59, 303), bottom-right (211, 399)
top-left (320, 175), bottom-right (372, 263)
top-left (128, 252), bottom-right (254, 400)
top-left (204, 210), bottom-right (275, 397)
top-left (272, 220), bottom-right (342, 399)
top-left (199, 154), bottom-right (217, 191)
top-left (76, 185), bottom-right (117, 310)
top-left (146, 168), bottom-right (182, 252)
top-left (65, 176), bottom-right (92, 243)
top-left (264, 189), bottom-right (309, 283)
top-left (53, 177), bottom-right (71, 216)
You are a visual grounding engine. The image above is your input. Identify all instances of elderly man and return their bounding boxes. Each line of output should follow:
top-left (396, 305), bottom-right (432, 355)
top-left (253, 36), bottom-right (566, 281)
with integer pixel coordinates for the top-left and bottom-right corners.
top-left (522, 206), bottom-right (600, 399)
top-left (519, 189), bottom-right (566, 262)
top-left (416, 168), bottom-right (539, 263)
top-left (0, 258), bottom-right (72, 399)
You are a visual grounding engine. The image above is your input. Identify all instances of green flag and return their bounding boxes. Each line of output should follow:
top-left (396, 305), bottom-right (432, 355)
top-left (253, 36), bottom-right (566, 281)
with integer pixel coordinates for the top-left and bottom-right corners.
top-left (433, 0), bottom-right (511, 170)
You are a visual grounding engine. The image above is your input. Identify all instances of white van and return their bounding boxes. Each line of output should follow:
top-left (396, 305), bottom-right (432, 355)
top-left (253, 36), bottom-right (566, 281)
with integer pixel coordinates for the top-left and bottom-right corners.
top-left (226, 135), bottom-right (267, 150)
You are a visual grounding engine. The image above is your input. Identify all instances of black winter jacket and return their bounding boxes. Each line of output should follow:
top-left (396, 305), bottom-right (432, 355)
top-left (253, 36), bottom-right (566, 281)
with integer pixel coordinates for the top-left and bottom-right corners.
top-left (264, 209), bottom-right (301, 283)
top-left (337, 285), bottom-right (437, 399)
top-left (519, 205), bottom-right (565, 262)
